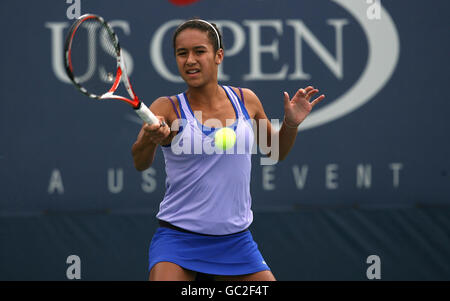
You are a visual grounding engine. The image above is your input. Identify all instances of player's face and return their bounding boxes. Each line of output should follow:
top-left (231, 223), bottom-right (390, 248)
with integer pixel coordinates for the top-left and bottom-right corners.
top-left (174, 28), bottom-right (223, 87)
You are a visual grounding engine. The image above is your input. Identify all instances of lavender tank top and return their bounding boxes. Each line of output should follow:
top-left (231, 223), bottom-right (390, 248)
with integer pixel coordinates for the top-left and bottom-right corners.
top-left (157, 86), bottom-right (254, 235)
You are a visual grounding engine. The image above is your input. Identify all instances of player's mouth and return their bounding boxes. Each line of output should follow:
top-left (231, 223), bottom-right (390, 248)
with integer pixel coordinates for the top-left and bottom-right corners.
top-left (186, 69), bottom-right (200, 76)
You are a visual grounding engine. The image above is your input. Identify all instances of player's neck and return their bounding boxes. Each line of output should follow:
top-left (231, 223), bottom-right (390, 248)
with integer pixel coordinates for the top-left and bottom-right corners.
top-left (186, 82), bottom-right (223, 107)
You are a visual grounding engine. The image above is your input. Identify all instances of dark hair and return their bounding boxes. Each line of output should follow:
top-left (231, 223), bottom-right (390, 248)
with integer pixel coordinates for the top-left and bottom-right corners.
top-left (172, 18), bottom-right (224, 54)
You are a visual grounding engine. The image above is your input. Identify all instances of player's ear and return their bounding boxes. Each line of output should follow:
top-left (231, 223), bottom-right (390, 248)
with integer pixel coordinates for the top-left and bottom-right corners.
top-left (215, 48), bottom-right (224, 65)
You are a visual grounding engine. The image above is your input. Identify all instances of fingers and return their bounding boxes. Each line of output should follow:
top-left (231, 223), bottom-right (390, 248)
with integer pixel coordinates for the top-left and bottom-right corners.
top-left (143, 116), bottom-right (170, 144)
top-left (143, 122), bottom-right (160, 132)
top-left (288, 86), bottom-right (326, 107)
top-left (304, 86), bottom-right (314, 93)
top-left (310, 94), bottom-right (326, 107)
top-left (294, 88), bottom-right (306, 99)
top-left (306, 88), bottom-right (319, 100)
top-left (283, 91), bottom-right (290, 107)
top-left (293, 86), bottom-right (314, 99)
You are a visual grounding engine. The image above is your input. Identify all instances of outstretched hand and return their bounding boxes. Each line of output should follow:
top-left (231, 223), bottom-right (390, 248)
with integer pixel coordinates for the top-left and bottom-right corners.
top-left (283, 86), bottom-right (325, 127)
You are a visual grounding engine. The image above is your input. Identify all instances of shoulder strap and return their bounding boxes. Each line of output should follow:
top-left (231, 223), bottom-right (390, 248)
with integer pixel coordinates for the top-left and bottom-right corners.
top-left (166, 96), bottom-right (180, 119)
top-left (238, 87), bottom-right (244, 105)
top-left (223, 86), bottom-right (252, 121)
top-left (223, 86), bottom-right (244, 117)
top-left (176, 93), bottom-right (191, 121)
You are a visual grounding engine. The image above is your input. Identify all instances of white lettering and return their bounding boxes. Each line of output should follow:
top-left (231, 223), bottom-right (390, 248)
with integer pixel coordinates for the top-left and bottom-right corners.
top-left (48, 169), bottom-right (64, 194)
top-left (47, 20), bottom-right (133, 84)
top-left (108, 168), bottom-right (123, 194)
top-left (286, 19), bottom-right (348, 80)
top-left (326, 164), bottom-right (339, 189)
top-left (243, 20), bottom-right (288, 80)
top-left (366, 0), bottom-right (382, 20)
top-left (45, 22), bottom-right (71, 83)
top-left (389, 162), bottom-right (403, 188)
top-left (65, 0), bottom-right (81, 20)
top-left (66, 255), bottom-right (81, 280)
top-left (41, 162), bottom-right (407, 200)
top-left (104, 21), bottom-right (134, 77)
top-left (292, 165), bottom-right (309, 189)
top-left (262, 166), bottom-right (276, 191)
top-left (366, 255), bottom-right (381, 279)
top-left (141, 168), bottom-right (157, 193)
top-left (73, 21), bottom-right (99, 83)
top-left (170, 125), bottom-right (191, 155)
top-left (181, 285), bottom-right (216, 298)
top-left (215, 20), bottom-right (246, 81)
top-left (150, 19), bottom-right (184, 83)
top-left (356, 164), bottom-right (372, 188)
top-left (259, 119), bottom-right (280, 166)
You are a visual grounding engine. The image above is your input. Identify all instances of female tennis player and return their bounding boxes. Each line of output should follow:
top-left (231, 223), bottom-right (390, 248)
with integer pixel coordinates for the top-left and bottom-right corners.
top-left (132, 18), bottom-right (325, 281)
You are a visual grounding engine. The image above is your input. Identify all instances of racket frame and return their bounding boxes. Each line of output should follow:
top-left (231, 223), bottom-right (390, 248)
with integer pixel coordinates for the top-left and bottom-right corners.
top-left (64, 14), bottom-right (159, 125)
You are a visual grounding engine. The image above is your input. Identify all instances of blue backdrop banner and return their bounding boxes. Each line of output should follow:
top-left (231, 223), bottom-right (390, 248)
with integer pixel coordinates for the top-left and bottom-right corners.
top-left (1, 0), bottom-right (449, 280)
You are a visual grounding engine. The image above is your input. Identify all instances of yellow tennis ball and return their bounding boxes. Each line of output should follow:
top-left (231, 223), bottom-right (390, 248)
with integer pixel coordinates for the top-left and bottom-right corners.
top-left (214, 127), bottom-right (236, 150)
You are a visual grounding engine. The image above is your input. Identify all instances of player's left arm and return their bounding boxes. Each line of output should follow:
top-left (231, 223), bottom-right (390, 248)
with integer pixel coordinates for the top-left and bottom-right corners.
top-left (278, 86), bottom-right (325, 160)
top-left (242, 86), bottom-right (325, 161)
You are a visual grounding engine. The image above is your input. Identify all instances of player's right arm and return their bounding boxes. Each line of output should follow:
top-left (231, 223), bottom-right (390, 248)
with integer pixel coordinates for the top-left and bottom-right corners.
top-left (131, 97), bottom-right (177, 171)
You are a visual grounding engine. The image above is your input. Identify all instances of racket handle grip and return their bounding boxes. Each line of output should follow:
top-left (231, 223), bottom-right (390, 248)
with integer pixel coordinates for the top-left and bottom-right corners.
top-left (134, 102), bottom-right (160, 125)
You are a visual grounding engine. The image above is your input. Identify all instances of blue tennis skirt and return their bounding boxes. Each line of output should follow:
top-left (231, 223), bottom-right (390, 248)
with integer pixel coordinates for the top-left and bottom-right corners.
top-left (148, 226), bottom-right (270, 276)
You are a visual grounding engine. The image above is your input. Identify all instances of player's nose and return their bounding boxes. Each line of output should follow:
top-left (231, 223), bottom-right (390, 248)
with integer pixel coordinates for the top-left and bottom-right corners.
top-left (186, 52), bottom-right (197, 65)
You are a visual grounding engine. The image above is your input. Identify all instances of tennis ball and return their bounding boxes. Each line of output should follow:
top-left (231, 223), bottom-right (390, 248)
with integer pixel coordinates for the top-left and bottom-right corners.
top-left (214, 127), bottom-right (236, 151)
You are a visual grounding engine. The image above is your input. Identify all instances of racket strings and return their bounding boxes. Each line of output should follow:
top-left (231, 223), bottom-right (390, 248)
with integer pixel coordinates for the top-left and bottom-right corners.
top-left (69, 19), bottom-right (118, 97)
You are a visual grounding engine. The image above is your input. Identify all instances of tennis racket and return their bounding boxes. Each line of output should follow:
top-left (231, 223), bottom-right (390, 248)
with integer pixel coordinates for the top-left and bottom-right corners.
top-left (64, 14), bottom-right (160, 125)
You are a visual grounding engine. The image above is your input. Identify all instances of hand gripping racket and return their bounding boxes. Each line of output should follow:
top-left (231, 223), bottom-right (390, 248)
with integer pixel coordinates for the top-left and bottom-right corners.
top-left (64, 14), bottom-right (160, 125)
